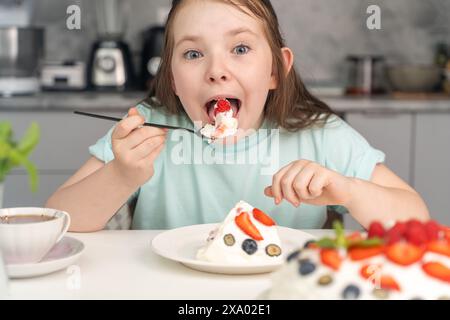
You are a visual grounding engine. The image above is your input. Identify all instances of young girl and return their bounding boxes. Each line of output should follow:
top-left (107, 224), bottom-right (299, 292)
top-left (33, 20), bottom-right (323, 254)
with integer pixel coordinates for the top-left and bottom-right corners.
top-left (46, 0), bottom-right (429, 232)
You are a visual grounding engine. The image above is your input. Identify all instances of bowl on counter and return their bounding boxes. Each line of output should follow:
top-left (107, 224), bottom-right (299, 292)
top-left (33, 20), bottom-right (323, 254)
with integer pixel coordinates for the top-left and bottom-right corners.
top-left (387, 65), bottom-right (442, 92)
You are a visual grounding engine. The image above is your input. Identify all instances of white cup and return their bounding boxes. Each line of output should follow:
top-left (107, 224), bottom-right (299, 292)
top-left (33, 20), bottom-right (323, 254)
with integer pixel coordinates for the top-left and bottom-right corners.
top-left (0, 250), bottom-right (8, 299)
top-left (0, 207), bottom-right (71, 264)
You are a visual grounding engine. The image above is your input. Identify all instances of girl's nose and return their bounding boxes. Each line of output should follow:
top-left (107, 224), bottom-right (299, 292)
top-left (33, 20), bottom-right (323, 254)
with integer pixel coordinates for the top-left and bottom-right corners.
top-left (206, 59), bottom-right (230, 83)
top-left (208, 73), bottom-right (228, 83)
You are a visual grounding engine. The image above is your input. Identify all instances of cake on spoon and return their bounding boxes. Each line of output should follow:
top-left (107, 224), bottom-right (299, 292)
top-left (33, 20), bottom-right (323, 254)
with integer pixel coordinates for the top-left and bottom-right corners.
top-left (200, 98), bottom-right (238, 143)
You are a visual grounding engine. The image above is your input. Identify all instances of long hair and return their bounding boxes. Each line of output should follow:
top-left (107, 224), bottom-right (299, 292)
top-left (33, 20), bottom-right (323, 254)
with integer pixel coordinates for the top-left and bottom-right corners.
top-left (148, 0), bottom-right (337, 131)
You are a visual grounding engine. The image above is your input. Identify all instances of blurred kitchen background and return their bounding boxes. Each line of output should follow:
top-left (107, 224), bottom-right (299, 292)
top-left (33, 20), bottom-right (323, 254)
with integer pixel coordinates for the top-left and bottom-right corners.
top-left (1, 0), bottom-right (449, 227)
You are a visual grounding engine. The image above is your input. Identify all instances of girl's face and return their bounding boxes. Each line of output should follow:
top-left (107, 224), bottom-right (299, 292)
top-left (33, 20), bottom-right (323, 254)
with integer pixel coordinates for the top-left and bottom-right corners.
top-left (171, 0), bottom-right (277, 138)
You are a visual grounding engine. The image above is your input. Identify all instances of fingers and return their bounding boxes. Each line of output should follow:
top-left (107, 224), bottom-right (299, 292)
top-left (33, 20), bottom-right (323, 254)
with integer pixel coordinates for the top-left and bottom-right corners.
top-left (267, 160), bottom-right (331, 207)
top-left (132, 135), bottom-right (166, 160)
top-left (128, 107), bottom-right (140, 117)
top-left (112, 107), bottom-right (145, 140)
top-left (124, 126), bottom-right (166, 149)
top-left (264, 186), bottom-right (273, 198)
top-left (270, 162), bottom-right (293, 205)
top-left (306, 171), bottom-right (330, 198)
top-left (145, 141), bottom-right (166, 164)
top-left (279, 161), bottom-right (305, 207)
top-left (292, 163), bottom-right (317, 200)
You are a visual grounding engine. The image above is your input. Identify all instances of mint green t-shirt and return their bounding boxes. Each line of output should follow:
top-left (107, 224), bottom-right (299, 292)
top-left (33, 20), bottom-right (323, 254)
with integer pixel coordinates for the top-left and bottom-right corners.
top-left (89, 100), bottom-right (385, 230)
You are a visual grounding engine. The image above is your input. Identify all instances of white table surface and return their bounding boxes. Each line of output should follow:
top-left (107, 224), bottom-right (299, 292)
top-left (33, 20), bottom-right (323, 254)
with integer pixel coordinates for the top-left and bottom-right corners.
top-left (7, 229), bottom-right (334, 300)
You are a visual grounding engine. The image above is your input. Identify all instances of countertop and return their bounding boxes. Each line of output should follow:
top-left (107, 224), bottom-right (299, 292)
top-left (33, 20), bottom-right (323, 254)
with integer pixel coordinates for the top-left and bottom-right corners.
top-left (5, 229), bottom-right (332, 300)
top-left (1, 91), bottom-right (450, 113)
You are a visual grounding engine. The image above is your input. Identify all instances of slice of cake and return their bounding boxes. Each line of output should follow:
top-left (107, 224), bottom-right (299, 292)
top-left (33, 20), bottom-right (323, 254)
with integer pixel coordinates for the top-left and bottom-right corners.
top-left (196, 201), bottom-right (283, 264)
top-left (200, 98), bottom-right (238, 143)
top-left (262, 219), bottom-right (450, 300)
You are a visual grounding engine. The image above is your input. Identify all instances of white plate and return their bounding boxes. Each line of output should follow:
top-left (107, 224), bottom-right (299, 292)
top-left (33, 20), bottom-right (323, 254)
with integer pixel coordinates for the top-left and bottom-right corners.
top-left (6, 236), bottom-right (85, 279)
top-left (151, 223), bottom-right (315, 275)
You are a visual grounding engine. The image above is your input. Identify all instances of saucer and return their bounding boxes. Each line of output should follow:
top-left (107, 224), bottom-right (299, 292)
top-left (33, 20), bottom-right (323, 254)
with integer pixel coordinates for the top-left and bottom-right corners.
top-left (6, 236), bottom-right (85, 279)
top-left (152, 223), bottom-right (315, 275)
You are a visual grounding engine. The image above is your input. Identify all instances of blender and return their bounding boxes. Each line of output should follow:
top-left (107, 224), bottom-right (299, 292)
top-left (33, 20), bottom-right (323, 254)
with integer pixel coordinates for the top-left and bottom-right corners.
top-left (86, 0), bottom-right (135, 91)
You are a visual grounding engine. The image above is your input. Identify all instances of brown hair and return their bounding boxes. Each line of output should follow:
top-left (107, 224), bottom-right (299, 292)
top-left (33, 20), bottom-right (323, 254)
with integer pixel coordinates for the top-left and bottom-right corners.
top-left (148, 0), bottom-right (337, 131)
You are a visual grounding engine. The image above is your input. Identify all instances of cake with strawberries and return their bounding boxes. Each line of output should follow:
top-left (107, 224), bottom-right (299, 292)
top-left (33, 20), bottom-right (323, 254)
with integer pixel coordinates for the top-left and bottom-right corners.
top-left (196, 201), bottom-right (283, 264)
top-left (262, 220), bottom-right (450, 300)
top-left (200, 98), bottom-right (238, 143)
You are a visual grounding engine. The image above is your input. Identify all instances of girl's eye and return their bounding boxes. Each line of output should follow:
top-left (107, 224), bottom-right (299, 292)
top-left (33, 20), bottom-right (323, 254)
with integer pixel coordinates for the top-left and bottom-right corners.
top-left (233, 45), bottom-right (250, 55)
top-left (184, 50), bottom-right (203, 60)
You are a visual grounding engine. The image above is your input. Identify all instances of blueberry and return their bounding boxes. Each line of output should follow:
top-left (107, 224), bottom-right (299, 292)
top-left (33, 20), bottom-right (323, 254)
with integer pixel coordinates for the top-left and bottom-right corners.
top-left (303, 240), bottom-right (316, 249)
top-left (241, 239), bottom-right (258, 255)
top-left (286, 250), bottom-right (301, 262)
top-left (298, 260), bottom-right (316, 275)
top-left (342, 284), bottom-right (361, 300)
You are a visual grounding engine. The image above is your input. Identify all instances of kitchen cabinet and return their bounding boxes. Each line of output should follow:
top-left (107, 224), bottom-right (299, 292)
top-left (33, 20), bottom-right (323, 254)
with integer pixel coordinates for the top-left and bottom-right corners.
top-left (3, 173), bottom-right (72, 207)
top-left (346, 112), bottom-right (413, 183)
top-left (344, 112), bottom-right (413, 229)
top-left (1, 110), bottom-right (125, 207)
top-left (343, 112), bottom-right (450, 227)
top-left (414, 113), bottom-right (450, 225)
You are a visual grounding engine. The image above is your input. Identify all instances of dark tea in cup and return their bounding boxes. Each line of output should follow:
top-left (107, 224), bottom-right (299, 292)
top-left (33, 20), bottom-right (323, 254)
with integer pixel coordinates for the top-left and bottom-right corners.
top-left (0, 215), bottom-right (56, 224)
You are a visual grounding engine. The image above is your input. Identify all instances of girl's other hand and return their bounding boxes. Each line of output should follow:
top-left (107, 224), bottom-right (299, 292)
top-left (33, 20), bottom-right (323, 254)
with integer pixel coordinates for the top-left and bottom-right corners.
top-left (110, 107), bottom-right (168, 188)
top-left (264, 160), bottom-right (353, 208)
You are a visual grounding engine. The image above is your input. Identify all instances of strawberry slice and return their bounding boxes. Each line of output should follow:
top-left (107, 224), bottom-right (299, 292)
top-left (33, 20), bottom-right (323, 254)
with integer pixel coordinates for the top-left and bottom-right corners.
top-left (360, 264), bottom-right (400, 291)
top-left (405, 224), bottom-right (428, 246)
top-left (252, 208), bottom-right (275, 226)
top-left (235, 212), bottom-right (263, 241)
top-left (422, 262), bottom-right (450, 283)
top-left (348, 245), bottom-right (385, 261)
top-left (214, 99), bottom-right (231, 116)
top-left (360, 264), bottom-right (381, 279)
top-left (428, 240), bottom-right (450, 257)
top-left (385, 222), bottom-right (407, 244)
top-left (379, 275), bottom-right (401, 291)
top-left (444, 227), bottom-right (450, 242)
top-left (385, 242), bottom-right (425, 266)
top-left (406, 219), bottom-right (424, 229)
top-left (368, 222), bottom-right (385, 238)
top-left (320, 249), bottom-right (342, 271)
top-left (424, 220), bottom-right (440, 241)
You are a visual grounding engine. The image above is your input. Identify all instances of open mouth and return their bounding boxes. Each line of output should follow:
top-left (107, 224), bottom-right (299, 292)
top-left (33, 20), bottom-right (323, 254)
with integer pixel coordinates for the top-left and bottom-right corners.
top-left (205, 98), bottom-right (241, 124)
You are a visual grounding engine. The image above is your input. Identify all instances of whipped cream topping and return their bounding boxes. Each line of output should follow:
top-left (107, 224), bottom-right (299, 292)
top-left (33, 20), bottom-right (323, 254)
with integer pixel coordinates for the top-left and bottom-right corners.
top-left (196, 201), bottom-right (283, 265)
top-left (200, 99), bottom-right (238, 143)
top-left (262, 245), bottom-right (450, 300)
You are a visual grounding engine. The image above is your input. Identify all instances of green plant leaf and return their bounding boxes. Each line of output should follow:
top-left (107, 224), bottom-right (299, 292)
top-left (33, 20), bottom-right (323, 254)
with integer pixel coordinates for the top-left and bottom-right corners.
top-left (21, 159), bottom-right (39, 193)
top-left (16, 122), bottom-right (40, 156)
top-left (315, 238), bottom-right (337, 248)
top-left (9, 149), bottom-right (39, 192)
top-left (0, 140), bottom-right (12, 158)
top-left (0, 122), bottom-right (40, 192)
top-left (333, 220), bottom-right (347, 248)
top-left (0, 141), bottom-right (12, 182)
top-left (0, 122), bottom-right (12, 142)
top-left (348, 237), bottom-right (384, 248)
